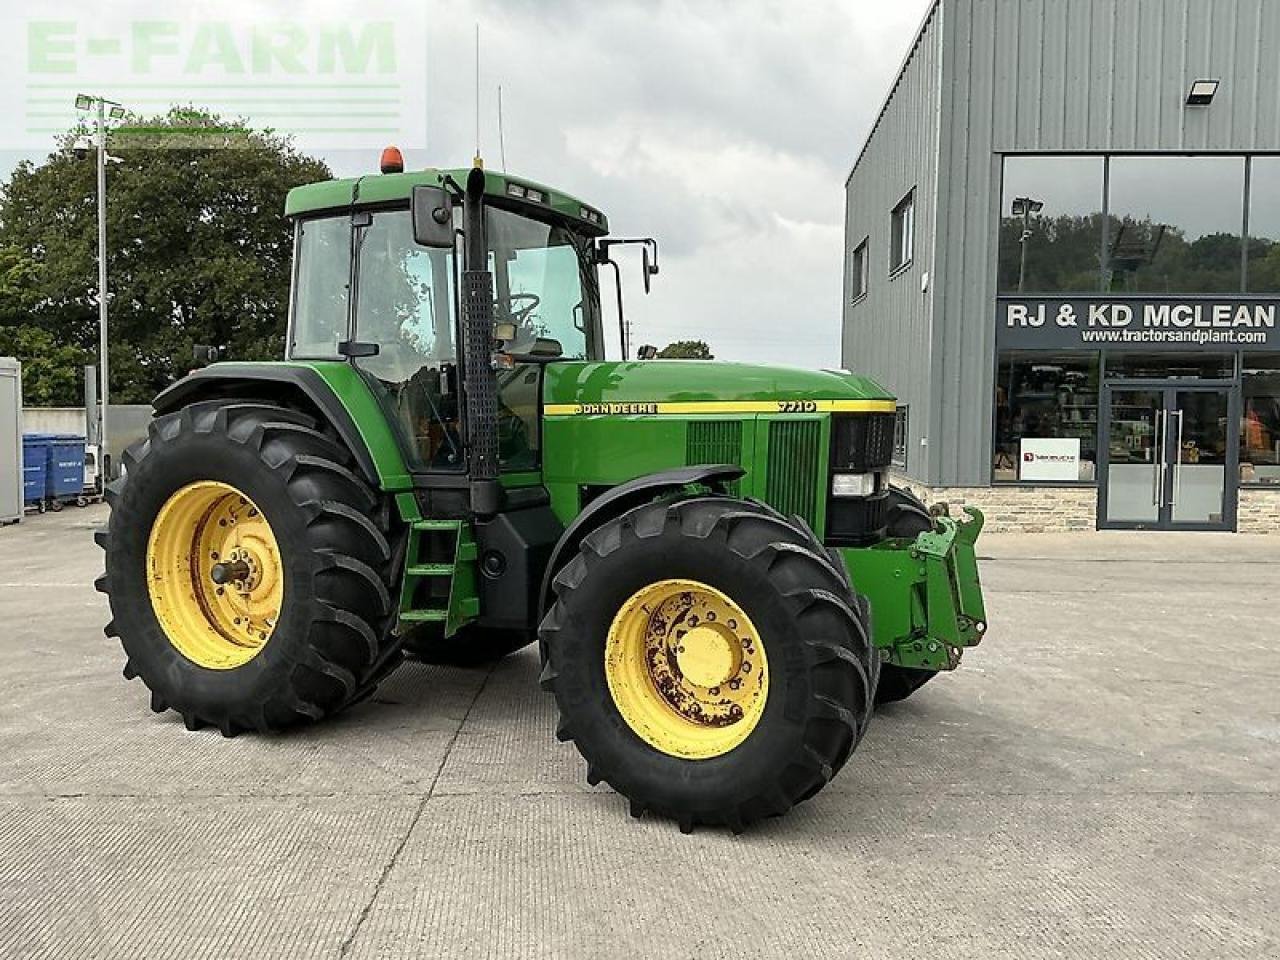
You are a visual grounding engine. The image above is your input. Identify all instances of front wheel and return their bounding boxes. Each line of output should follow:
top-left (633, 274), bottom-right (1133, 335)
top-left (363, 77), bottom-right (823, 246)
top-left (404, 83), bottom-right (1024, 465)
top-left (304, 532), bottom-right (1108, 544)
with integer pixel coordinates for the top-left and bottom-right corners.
top-left (539, 496), bottom-right (877, 833)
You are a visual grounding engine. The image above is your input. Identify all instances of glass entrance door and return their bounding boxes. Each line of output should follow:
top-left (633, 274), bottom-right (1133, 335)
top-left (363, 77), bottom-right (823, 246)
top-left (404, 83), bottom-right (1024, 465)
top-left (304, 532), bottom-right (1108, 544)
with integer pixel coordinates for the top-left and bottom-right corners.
top-left (1100, 385), bottom-right (1236, 530)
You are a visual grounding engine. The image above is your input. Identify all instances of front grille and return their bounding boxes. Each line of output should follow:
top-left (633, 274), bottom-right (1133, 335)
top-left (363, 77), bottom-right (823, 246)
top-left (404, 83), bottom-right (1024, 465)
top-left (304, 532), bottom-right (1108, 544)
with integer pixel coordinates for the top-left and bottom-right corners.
top-left (687, 420), bottom-right (743, 494)
top-left (766, 419), bottom-right (822, 528)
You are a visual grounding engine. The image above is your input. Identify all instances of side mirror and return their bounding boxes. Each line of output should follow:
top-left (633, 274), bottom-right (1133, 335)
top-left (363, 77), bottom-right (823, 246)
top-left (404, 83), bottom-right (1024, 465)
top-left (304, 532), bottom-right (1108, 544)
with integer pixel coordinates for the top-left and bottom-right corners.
top-left (641, 242), bottom-right (659, 294)
top-left (411, 185), bottom-right (455, 248)
top-left (637, 344), bottom-right (658, 360)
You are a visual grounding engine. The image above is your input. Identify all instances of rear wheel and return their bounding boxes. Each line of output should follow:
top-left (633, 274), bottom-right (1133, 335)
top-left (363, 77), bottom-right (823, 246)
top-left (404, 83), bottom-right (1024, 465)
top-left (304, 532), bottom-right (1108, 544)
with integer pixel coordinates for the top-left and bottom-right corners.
top-left (96, 400), bottom-right (404, 735)
top-left (540, 496), bottom-right (877, 833)
top-left (876, 484), bottom-right (940, 706)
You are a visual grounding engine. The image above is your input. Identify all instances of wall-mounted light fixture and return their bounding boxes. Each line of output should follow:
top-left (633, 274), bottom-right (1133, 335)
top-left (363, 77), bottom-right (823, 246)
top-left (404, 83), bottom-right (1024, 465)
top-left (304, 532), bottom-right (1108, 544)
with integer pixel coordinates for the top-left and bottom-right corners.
top-left (1186, 79), bottom-right (1219, 106)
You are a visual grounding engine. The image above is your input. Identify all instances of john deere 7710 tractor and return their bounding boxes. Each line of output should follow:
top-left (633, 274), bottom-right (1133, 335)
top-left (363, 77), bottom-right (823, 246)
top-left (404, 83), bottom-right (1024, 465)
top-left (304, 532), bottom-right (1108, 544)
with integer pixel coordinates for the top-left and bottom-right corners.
top-left (97, 156), bottom-right (987, 833)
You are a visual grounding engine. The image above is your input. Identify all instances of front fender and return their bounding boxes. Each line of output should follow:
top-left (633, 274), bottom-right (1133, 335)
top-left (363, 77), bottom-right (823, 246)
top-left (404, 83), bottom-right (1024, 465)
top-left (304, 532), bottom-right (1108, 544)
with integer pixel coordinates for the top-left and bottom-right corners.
top-left (536, 463), bottom-right (745, 622)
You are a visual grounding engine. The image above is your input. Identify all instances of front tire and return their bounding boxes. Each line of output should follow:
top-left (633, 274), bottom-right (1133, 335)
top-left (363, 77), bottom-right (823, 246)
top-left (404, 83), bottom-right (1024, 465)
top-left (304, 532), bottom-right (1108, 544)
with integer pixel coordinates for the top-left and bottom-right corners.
top-left (539, 496), bottom-right (877, 833)
top-left (95, 401), bottom-right (403, 735)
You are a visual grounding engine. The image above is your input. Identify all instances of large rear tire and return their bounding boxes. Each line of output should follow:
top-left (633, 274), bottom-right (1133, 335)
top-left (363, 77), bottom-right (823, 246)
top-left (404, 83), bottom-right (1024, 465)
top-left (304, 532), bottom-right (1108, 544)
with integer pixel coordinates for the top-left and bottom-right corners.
top-left (95, 400), bottom-right (403, 735)
top-left (876, 484), bottom-right (940, 706)
top-left (539, 496), bottom-right (877, 833)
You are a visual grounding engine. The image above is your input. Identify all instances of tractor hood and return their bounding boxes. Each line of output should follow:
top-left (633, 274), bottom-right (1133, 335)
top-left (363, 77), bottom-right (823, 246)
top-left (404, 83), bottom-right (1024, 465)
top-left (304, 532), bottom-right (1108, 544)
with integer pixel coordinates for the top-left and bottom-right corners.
top-left (543, 361), bottom-right (895, 414)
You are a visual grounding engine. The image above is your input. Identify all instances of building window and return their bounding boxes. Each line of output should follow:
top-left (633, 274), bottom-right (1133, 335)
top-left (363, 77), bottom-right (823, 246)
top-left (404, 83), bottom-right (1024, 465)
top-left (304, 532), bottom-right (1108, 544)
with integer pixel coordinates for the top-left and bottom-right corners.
top-left (998, 156), bottom-right (1105, 293)
top-left (1106, 156), bottom-right (1245, 293)
top-left (890, 190), bottom-right (914, 274)
top-left (993, 352), bottom-right (1099, 483)
top-left (849, 238), bottom-right (868, 302)
top-left (892, 406), bottom-right (908, 468)
top-left (1247, 157), bottom-right (1280, 292)
top-left (1241, 354), bottom-right (1280, 486)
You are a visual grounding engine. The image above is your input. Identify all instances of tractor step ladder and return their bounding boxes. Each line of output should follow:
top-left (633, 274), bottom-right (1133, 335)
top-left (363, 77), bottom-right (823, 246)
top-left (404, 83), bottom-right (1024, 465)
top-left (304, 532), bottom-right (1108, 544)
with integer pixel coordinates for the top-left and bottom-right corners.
top-left (398, 519), bottom-right (479, 631)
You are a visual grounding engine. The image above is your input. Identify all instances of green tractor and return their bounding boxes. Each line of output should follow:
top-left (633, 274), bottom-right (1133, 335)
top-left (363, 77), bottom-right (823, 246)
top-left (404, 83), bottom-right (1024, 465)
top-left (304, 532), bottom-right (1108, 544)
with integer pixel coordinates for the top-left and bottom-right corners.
top-left (96, 156), bottom-right (987, 832)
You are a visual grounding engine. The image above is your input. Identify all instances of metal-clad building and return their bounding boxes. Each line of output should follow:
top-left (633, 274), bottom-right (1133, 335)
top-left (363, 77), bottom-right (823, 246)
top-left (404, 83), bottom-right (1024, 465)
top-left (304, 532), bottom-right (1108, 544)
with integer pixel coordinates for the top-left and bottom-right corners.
top-left (844, 0), bottom-right (1280, 532)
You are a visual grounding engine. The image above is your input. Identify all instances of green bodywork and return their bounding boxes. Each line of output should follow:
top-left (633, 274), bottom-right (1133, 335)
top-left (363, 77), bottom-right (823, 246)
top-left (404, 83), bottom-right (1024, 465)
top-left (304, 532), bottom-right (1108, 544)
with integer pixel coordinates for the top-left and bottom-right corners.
top-left (193, 354), bottom-right (986, 671)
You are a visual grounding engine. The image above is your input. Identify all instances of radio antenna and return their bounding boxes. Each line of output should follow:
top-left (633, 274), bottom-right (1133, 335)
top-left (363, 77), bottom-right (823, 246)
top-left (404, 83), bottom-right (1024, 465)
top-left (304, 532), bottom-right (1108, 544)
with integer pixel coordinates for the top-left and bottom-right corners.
top-left (473, 24), bottom-right (482, 168)
top-left (497, 84), bottom-right (507, 171)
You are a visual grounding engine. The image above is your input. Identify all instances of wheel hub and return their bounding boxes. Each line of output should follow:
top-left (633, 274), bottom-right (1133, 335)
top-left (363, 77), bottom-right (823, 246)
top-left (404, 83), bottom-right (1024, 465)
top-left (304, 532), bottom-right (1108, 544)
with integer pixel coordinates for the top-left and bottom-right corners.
top-left (146, 481), bottom-right (284, 670)
top-left (605, 578), bottom-right (769, 759)
top-left (675, 625), bottom-right (739, 688)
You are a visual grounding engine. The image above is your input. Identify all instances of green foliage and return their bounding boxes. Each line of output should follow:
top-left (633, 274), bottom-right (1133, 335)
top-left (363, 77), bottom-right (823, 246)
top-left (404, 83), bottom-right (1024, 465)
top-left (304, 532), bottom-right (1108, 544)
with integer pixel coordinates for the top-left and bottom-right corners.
top-left (996, 212), bottom-right (1274, 294)
top-left (0, 108), bottom-right (330, 404)
top-left (657, 339), bottom-right (713, 359)
top-left (0, 324), bottom-right (92, 406)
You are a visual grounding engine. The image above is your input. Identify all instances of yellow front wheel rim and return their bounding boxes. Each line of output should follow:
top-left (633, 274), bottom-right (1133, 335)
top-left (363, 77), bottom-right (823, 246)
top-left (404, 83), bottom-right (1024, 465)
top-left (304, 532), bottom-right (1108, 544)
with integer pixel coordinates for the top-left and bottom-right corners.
top-left (146, 481), bottom-right (284, 670)
top-left (605, 578), bottom-right (769, 760)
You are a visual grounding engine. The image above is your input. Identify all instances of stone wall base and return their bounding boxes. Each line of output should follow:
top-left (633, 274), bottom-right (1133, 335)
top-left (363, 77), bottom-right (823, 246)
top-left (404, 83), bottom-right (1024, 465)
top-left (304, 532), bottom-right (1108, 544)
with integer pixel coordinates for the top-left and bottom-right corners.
top-left (1238, 487), bottom-right (1280, 533)
top-left (890, 475), bottom-right (1280, 533)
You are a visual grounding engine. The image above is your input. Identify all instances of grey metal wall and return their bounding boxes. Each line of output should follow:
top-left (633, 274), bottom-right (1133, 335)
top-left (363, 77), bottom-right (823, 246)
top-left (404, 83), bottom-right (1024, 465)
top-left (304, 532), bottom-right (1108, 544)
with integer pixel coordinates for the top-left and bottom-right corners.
top-left (846, 0), bottom-right (1280, 485)
top-left (841, 3), bottom-right (942, 481)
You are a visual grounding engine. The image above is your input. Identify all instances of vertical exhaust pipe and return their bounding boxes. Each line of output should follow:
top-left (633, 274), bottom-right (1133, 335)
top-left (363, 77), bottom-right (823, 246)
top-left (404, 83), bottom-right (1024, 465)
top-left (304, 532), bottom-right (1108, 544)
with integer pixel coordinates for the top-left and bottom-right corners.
top-left (460, 166), bottom-right (502, 516)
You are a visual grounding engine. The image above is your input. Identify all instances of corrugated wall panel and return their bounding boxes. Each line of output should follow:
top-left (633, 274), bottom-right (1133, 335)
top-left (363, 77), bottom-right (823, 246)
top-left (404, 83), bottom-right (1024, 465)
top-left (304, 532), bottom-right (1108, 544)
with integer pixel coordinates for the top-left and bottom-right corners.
top-left (881, 0), bottom-right (1280, 485)
top-left (841, 3), bottom-right (942, 482)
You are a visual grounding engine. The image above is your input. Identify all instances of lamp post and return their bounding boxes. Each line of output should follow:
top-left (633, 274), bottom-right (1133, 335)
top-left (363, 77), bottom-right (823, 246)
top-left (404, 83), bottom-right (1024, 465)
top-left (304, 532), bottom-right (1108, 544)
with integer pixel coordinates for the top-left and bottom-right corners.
top-left (1010, 195), bottom-right (1044, 293)
top-left (74, 94), bottom-right (125, 481)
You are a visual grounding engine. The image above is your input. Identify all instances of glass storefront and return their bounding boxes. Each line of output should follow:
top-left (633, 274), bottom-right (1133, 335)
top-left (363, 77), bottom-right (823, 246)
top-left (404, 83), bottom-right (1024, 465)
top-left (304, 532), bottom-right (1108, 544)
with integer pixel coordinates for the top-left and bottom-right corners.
top-left (1107, 156), bottom-right (1245, 293)
top-left (997, 154), bottom-right (1280, 297)
top-left (1247, 158), bottom-right (1280, 293)
top-left (993, 353), bottom-right (1099, 482)
top-left (993, 154), bottom-right (1280, 526)
top-left (998, 157), bottom-right (1104, 293)
top-left (1241, 354), bottom-right (1280, 486)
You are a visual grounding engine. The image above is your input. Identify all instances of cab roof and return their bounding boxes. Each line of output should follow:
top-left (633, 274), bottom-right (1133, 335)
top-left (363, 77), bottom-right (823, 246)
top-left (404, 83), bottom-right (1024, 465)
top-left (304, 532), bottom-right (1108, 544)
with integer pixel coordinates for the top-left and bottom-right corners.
top-left (284, 166), bottom-right (610, 237)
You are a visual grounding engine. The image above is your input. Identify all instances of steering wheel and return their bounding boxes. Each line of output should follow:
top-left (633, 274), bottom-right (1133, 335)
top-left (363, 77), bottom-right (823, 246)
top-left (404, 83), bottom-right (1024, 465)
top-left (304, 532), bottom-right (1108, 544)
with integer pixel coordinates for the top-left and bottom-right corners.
top-left (501, 292), bottom-right (541, 326)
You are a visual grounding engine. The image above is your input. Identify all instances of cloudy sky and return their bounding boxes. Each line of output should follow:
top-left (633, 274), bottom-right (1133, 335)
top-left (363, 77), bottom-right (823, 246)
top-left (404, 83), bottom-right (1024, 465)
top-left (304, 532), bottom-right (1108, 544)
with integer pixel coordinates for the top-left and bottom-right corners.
top-left (3, 0), bottom-right (934, 368)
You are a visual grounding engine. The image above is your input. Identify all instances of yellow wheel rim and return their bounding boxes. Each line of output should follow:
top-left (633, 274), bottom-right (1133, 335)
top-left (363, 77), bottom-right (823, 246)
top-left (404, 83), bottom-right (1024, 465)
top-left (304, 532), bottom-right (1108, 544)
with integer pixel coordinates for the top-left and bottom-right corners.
top-left (605, 578), bottom-right (769, 760)
top-left (145, 481), bottom-right (284, 670)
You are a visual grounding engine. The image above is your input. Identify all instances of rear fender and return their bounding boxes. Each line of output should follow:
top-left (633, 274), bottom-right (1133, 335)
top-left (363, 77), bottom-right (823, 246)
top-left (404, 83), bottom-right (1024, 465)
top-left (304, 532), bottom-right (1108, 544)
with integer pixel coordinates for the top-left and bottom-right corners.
top-left (152, 362), bottom-right (411, 491)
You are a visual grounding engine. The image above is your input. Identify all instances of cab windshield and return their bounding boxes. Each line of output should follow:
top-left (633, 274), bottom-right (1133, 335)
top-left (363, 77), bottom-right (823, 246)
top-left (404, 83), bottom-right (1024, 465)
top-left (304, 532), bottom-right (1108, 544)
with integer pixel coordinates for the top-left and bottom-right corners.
top-left (288, 203), bottom-right (601, 471)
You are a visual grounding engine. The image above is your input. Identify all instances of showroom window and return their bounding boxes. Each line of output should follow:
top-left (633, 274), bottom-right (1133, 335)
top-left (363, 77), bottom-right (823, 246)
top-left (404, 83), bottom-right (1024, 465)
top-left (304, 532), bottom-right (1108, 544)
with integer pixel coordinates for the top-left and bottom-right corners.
top-left (892, 406), bottom-right (908, 468)
top-left (993, 352), bottom-right (1099, 483)
top-left (998, 156), bottom-right (1105, 293)
top-left (1106, 156), bottom-right (1245, 293)
top-left (1241, 354), bottom-right (1280, 486)
top-left (850, 237), bottom-right (868, 302)
top-left (1247, 157), bottom-right (1280, 293)
top-left (890, 191), bottom-right (913, 273)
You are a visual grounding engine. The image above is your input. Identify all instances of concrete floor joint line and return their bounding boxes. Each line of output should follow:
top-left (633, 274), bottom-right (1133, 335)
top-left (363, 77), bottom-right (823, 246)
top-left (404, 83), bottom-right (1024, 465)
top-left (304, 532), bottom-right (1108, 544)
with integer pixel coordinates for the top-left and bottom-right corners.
top-left (334, 662), bottom-right (498, 959)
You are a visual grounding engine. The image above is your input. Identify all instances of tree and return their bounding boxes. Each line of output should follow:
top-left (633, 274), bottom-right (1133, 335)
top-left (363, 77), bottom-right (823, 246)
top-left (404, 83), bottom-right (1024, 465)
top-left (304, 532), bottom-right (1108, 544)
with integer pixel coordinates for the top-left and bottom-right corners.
top-left (657, 339), bottom-right (713, 359)
top-left (0, 108), bottom-right (331, 404)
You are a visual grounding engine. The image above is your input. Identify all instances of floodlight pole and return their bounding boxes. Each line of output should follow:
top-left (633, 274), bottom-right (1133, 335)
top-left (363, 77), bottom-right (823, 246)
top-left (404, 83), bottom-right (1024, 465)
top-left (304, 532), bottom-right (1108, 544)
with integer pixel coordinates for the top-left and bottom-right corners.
top-left (93, 99), bottom-right (109, 480)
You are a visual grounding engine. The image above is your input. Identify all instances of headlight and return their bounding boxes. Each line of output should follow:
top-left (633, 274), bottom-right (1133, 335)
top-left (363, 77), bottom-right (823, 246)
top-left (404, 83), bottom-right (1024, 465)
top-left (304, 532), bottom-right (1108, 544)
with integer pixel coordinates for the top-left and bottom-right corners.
top-left (831, 472), bottom-right (877, 497)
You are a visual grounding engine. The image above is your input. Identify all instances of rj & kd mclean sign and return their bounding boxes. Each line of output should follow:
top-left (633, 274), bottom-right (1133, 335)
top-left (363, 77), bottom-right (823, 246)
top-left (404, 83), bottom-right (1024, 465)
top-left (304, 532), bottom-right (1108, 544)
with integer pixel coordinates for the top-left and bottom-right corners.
top-left (996, 297), bottom-right (1278, 351)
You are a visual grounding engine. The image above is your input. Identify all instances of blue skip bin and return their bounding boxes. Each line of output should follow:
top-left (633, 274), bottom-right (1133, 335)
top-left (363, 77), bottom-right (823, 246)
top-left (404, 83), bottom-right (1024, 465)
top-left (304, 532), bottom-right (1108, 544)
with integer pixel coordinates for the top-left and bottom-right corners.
top-left (22, 435), bottom-right (48, 505)
top-left (42, 435), bottom-right (87, 500)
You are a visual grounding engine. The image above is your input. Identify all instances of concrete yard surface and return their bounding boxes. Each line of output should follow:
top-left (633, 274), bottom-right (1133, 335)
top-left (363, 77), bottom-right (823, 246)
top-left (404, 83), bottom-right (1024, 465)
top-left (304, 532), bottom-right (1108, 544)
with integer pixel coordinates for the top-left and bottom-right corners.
top-left (0, 506), bottom-right (1276, 959)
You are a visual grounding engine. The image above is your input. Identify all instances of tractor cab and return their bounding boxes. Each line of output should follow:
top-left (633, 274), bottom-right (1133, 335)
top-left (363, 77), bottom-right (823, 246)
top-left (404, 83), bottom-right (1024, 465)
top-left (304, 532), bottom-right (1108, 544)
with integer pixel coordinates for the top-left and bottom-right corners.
top-left (284, 160), bottom-right (632, 477)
